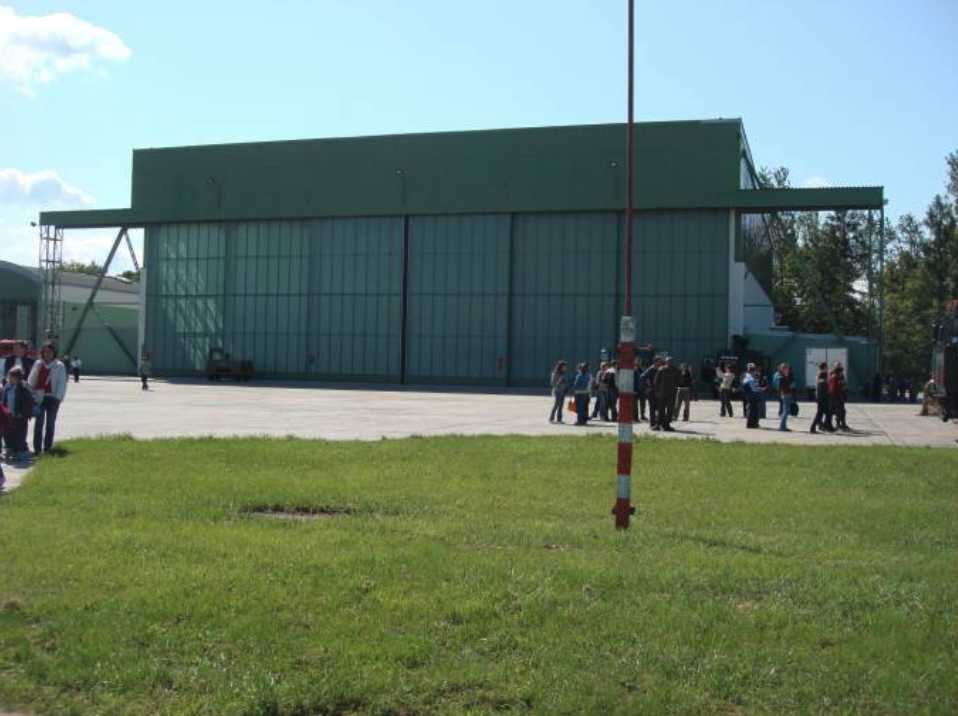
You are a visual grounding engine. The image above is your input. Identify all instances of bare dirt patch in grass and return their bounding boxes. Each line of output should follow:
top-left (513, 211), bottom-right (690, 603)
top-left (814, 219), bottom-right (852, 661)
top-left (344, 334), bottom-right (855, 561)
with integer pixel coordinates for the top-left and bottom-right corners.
top-left (245, 504), bottom-right (358, 521)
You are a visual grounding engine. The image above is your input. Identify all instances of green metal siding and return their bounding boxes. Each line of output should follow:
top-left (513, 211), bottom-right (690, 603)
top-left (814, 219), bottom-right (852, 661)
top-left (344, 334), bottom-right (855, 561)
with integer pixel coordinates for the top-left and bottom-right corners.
top-left (306, 217), bottom-right (402, 379)
top-left (632, 211), bottom-right (729, 368)
top-left (407, 215), bottom-right (510, 383)
top-left (42, 121), bottom-right (769, 229)
top-left (510, 212), bottom-right (619, 383)
top-left (144, 209), bottom-right (730, 385)
top-left (127, 122), bottom-right (742, 223)
top-left (146, 218), bottom-right (402, 378)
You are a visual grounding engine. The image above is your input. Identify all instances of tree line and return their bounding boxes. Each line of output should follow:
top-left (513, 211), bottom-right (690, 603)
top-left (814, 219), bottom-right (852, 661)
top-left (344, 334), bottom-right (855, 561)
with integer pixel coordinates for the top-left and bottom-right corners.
top-left (759, 152), bottom-right (958, 382)
top-left (62, 260), bottom-right (140, 283)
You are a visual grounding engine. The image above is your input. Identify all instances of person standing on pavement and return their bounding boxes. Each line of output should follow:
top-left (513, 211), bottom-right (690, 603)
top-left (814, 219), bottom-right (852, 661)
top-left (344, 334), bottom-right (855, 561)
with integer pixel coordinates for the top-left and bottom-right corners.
top-left (810, 362), bottom-right (832, 433)
top-left (757, 369), bottom-right (770, 420)
top-left (71, 355), bottom-right (82, 383)
top-left (2, 367), bottom-right (34, 460)
top-left (605, 360), bottom-right (619, 422)
top-left (2, 341), bottom-right (35, 388)
top-left (719, 364), bottom-right (736, 417)
top-left (139, 351), bottom-right (152, 391)
top-left (548, 361), bottom-right (569, 423)
top-left (654, 357), bottom-right (682, 432)
top-left (920, 374), bottom-right (937, 416)
top-left (641, 359), bottom-right (661, 429)
top-left (777, 363), bottom-right (795, 431)
top-left (589, 363), bottom-right (609, 420)
top-left (828, 363), bottom-right (850, 431)
top-left (675, 363), bottom-right (694, 422)
top-left (742, 364), bottom-right (762, 429)
top-left (634, 359), bottom-right (649, 422)
top-left (27, 342), bottom-right (67, 455)
top-left (572, 362), bottom-right (592, 426)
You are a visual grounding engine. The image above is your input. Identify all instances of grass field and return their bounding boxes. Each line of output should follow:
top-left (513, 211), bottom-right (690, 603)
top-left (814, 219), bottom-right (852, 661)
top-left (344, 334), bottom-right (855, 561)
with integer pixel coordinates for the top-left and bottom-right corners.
top-left (0, 435), bottom-right (956, 716)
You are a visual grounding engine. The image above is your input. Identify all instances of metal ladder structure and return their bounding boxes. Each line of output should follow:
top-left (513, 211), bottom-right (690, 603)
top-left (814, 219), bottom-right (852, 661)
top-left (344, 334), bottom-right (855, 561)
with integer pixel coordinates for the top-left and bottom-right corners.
top-left (38, 224), bottom-right (142, 370)
top-left (38, 224), bottom-right (65, 341)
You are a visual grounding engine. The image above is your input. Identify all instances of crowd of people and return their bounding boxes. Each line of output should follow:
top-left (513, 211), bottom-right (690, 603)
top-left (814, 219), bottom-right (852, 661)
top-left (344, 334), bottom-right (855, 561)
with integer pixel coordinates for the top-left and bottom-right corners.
top-left (549, 356), bottom-right (854, 434)
top-left (0, 341), bottom-right (70, 483)
top-left (550, 356), bottom-right (695, 432)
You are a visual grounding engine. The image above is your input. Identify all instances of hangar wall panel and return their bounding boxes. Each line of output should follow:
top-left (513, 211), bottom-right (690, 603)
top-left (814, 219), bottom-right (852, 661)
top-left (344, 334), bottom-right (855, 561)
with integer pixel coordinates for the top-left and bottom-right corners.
top-left (305, 217), bottom-right (402, 380)
top-left (146, 218), bottom-right (402, 378)
top-left (631, 210), bottom-right (729, 368)
top-left (407, 214), bottom-right (510, 384)
top-left (510, 212), bottom-right (619, 383)
top-left (145, 209), bottom-right (729, 386)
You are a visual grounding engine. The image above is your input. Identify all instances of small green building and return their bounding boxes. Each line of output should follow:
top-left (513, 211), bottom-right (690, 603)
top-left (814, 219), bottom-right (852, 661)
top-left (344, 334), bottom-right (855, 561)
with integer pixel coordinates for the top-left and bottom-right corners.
top-left (0, 260), bottom-right (139, 373)
top-left (41, 119), bottom-right (884, 389)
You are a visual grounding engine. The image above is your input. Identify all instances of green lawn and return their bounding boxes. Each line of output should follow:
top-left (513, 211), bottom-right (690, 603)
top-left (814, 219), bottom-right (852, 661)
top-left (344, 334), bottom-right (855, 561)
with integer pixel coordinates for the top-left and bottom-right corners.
top-left (0, 436), bottom-right (956, 716)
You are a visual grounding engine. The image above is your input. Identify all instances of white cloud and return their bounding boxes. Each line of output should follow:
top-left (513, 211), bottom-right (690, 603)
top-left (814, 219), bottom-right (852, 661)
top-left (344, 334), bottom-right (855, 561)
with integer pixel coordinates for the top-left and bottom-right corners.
top-left (0, 5), bottom-right (132, 95)
top-left (0, 168), bottom-right (95, 207)
top-left (803, 176), bottom-right (831, 189)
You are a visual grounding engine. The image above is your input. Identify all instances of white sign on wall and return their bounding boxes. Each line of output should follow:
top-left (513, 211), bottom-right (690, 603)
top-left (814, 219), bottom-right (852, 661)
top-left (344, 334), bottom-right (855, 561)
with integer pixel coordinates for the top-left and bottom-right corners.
top-left (805, 347), bottom-right (849, 388)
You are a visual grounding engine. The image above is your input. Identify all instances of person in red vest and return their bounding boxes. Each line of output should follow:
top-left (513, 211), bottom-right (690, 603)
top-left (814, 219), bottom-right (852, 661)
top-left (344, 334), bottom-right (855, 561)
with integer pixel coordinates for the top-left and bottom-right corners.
top-left (26, 342), bottom-right (68, 455)
top-left (827, 362), bottom-right (850, 432)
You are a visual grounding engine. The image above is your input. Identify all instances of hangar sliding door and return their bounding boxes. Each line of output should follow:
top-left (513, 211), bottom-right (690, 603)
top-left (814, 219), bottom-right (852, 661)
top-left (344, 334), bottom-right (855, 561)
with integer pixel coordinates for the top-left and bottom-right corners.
top-left (146, 222), bottom-right (228, 373)
top-left (147, 218), bottom-right (403, 380)
top-left (406, 214), bottom-right (511, 385)
top-left (631, 210), bottom-right (728, 367)
top-left (306, 217), bottom-right (403, 381)
top-left (509, 212), bottom-right (619, 385)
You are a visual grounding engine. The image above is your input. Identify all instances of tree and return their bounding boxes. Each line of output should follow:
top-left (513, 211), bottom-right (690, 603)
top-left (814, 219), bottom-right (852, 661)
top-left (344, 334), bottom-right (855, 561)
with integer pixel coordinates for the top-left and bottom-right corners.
top-left (922, 194), bottom-right (958, 309)
top-left (880, 152), bottom-right (958, 382)
top-left (62, 260), bottom-right (104, 276)
top-left (946, 151), bottom-right (958, 205)
top-left (61, 260), bottom-right (139, 282)
top-left (882, 218), bottom-right (936, 380)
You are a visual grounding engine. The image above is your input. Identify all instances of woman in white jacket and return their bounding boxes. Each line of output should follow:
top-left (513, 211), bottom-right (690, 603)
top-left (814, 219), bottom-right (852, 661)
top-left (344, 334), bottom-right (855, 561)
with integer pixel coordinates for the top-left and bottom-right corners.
top-left (27, 342), bottom-right (68, 455)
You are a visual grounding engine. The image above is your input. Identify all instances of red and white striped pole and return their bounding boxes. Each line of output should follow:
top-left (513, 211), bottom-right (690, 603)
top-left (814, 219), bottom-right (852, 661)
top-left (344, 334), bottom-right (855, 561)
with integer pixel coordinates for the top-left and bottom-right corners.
top-left (613, 0), bottom-right (636, 530)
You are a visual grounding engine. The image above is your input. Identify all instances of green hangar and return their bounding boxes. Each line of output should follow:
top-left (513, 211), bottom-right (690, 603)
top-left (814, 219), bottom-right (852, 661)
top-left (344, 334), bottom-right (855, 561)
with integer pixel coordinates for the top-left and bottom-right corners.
top-left (41, 119), bottom-right (884, 388)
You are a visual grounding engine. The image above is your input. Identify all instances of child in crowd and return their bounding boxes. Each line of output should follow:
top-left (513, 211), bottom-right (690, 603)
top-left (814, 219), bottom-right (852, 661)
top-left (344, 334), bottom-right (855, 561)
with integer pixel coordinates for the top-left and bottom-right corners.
top-left (2, 367), bottom-right (35, 461)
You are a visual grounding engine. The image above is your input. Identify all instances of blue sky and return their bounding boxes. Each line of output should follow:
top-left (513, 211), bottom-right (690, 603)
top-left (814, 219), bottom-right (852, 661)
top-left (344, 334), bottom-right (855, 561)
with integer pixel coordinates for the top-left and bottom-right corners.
top-left (2, 0), bottom-right (956, 272)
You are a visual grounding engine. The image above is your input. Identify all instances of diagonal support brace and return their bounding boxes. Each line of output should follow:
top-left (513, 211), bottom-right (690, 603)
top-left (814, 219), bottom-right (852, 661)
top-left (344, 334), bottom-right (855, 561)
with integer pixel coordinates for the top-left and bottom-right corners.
top-left (63, 226), bottom-right (128, 357)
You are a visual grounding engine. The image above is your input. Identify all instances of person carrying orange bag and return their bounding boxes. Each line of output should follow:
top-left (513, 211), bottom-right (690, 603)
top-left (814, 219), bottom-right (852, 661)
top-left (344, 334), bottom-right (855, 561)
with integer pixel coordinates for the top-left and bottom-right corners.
top-left (570, 362), bottom-right (592, 426)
